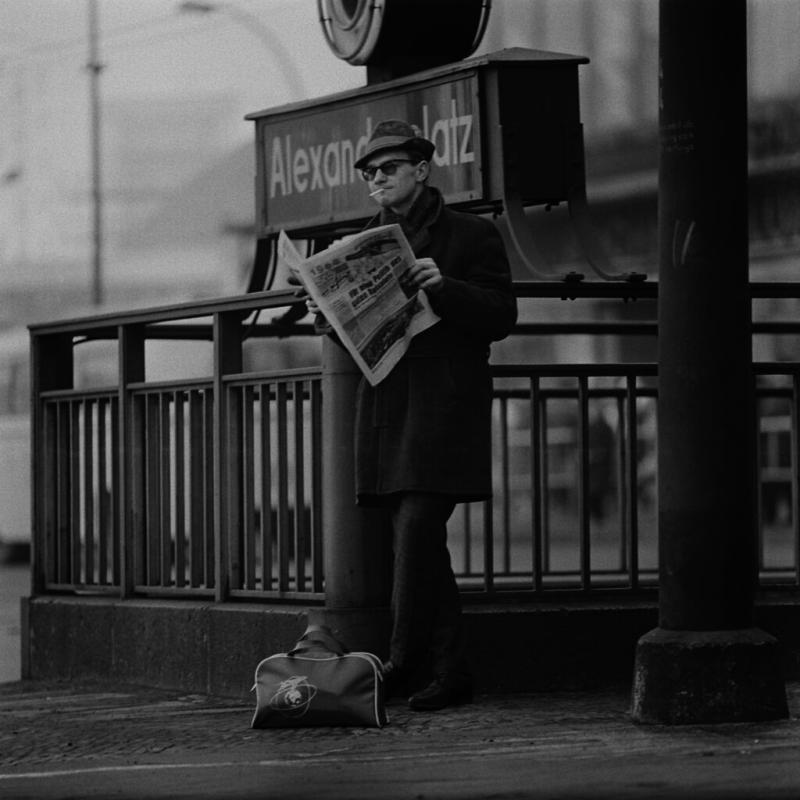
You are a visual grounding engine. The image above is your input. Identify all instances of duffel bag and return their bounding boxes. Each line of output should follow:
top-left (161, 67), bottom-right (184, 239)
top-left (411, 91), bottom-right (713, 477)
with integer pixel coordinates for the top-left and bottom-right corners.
top-left (251, 624), bottom-right (387, 728)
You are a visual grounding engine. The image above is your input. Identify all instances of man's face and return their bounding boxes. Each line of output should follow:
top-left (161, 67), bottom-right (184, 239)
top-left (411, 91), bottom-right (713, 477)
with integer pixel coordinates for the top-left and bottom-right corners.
top-left (362, 149), bottom-right (426, 215)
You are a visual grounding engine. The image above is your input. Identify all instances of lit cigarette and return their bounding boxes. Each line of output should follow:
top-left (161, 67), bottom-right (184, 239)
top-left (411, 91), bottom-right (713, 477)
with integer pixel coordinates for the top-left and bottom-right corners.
top-left (369, 189), bottom-right (384, 197)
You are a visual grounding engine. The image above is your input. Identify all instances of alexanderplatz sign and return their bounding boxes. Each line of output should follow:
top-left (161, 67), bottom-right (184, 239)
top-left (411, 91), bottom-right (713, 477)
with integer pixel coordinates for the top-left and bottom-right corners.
top-left (246, 48), bottom-right (589, 239)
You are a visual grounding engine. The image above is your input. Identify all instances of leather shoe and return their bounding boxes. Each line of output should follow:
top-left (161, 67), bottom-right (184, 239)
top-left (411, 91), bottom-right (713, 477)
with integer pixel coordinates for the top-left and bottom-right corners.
top-left (408, 673), bottom-right (473, 711)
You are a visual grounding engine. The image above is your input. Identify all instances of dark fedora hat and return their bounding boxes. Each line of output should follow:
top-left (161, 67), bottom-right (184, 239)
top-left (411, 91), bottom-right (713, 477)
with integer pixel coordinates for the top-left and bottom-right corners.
top-left (354, 119), bottom-right (435, 169)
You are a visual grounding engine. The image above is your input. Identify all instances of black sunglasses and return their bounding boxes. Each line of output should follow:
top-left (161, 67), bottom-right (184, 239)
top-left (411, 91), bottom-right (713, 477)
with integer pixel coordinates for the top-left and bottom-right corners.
top-left (359, 159), bottom-right (416, 181)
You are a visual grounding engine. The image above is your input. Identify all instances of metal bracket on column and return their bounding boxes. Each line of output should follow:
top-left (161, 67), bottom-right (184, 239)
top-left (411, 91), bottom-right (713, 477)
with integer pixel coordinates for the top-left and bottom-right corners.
top-left (567, 126), bottom-right (647, 283)
top-left (243, 235), bottom-right (310, 332)
top-left (246, 236), bottom-right (277, 293)
top-left (567, 184), bottom-right (647, 284)
top-left (558, 120), bottom-right (647, 284)
top-left (503, 185), bottom-right (584, 284)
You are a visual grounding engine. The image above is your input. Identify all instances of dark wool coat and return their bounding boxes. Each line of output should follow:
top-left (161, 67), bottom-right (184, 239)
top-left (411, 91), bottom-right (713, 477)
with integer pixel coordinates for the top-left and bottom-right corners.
top-left (354, 187), bottom-right (518, 505)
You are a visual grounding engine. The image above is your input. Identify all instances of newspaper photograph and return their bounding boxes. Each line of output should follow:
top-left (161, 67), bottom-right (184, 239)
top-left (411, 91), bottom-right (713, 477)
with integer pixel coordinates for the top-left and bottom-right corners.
top-left (278, 225), bottom-right (440, 386)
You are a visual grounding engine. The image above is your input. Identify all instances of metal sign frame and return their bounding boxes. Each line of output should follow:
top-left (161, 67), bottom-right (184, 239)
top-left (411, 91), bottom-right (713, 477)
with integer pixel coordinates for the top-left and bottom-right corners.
top-left (247, 48), bottom-right (589, 240)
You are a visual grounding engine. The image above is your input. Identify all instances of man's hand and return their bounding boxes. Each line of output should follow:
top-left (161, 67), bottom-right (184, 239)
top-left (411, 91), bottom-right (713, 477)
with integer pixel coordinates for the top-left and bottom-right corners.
top-left (287, 272), bottom-right (320, 315)
top-left (305, 297), bottom-right (321, 315)
top-left (409, 257), bottom-right (444, 295)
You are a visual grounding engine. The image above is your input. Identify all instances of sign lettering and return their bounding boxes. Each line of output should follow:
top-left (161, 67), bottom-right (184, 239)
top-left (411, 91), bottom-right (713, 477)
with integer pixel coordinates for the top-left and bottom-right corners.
top-left (253, 76), bottom-right (482, 234)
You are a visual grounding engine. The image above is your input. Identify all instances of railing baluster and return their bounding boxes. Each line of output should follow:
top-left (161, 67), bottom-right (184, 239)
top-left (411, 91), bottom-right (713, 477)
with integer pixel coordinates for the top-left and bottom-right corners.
top-left (531, 377), bottom-right (543, 592)
top-left (792, 373), bottom-right (800, 586)
top-left (111, 395), bottom-right (120, 587)
top-left (159, 393), bottom-right (172, 587)
top-left (577, 376), bottom-right (591, 591)
top-left (276, 382), bottom-right (290, 592)
top-left (293, 380), bottom-right (307, 592)
top-left (204, 390), bottom-right (215, 589)
top-left (57, 401), bottom-right (71, 585)
top-left (97, 398), bottom-right (109, 585)
top-left (616, 391), bottom-right (627, 574)
top-left (43, 401), bottom-right (58, 588)
top-left (626, 374), bottom-right (640, 590)
top-left (174, 390), bottom-right (186, 589)
top-left (145, 394), bottom-right (160, 586)
top-left (70, 401), bottom-right (81, 587)
top-left (259, 383), bottom-right (274, 591)
top-left (189, 390), bottom-right (205, 588)
top-left (243, 385), bottom-right (256, 590)
top-left (755, 391), bottom-right (766, 577)
top-left (540, 396), bottom-right (551, 577)
top-left (499, 394), bottom-right (511, 576)
top-left (131, 393), bottom-right (146, 589)
top-left (84, 398), bottom-right (95, 586)
top-left (110, 395), bottom-right (120, 587)
top-left (310, 379), bottom-right (323, 592)
top-left (226, 385), bottom-right (243, 592)
top-left (483, 499), bottom-right (494, 594)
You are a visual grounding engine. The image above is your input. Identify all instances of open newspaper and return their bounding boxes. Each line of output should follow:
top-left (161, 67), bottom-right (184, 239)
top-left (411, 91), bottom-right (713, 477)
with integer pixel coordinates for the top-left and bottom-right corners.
top-left (278, 225), bottom-right (440, 386)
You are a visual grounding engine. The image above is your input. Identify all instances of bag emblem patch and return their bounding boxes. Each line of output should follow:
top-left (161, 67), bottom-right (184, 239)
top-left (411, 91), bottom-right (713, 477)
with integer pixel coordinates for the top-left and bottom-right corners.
top-left (269, 676), bottom-right (318, 718)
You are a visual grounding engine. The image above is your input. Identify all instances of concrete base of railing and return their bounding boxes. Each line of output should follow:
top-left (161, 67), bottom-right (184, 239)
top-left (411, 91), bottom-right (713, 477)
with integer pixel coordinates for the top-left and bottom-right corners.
top-left (19, 595), bottom-right (800, 699)
top-left (20, 596), bottom-right (309, 700)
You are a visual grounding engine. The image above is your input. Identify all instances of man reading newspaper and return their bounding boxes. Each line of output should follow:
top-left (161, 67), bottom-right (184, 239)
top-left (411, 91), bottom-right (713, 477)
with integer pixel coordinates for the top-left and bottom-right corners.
top-left (294, 119), bottom-right (517, 711)
top-left (280, 223), bottom-right (440, 386)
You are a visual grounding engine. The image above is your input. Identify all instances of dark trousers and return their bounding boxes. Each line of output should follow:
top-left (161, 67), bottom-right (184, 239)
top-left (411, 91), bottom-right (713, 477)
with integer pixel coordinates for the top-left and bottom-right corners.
top-left (387, 492), bottom-right (468, 684)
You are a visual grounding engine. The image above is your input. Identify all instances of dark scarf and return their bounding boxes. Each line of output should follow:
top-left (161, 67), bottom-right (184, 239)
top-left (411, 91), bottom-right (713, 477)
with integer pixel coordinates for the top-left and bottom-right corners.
top-left (373, 185), bottom-right (444, 256)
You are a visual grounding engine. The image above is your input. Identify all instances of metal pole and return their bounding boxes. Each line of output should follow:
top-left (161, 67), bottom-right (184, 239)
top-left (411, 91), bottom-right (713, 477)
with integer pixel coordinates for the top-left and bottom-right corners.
top-left (87, 0), bottom-right (103, 307)
top-left (312, 338), bottom-right (391, 654)
top-left (657, 0), bottom-right (753, 632)
top-left (631, 0), bottom-right (787, 724)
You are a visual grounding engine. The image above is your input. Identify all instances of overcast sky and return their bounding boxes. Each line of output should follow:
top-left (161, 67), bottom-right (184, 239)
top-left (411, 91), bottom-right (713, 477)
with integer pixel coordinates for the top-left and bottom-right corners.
top-left (2, 0), bottom-right (363, 125)
top-left (0, 1), bottom-right (367, 291)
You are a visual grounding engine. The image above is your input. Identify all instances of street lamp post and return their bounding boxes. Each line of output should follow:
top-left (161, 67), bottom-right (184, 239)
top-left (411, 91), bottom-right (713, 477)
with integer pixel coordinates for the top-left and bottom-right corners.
top-left (87, 0), bottom-right (104, 307)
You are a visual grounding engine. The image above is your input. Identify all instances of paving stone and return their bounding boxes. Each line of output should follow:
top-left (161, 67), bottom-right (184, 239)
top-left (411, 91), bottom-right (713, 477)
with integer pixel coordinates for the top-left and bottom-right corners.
top-left (2, 679), bottom-right (800, 798)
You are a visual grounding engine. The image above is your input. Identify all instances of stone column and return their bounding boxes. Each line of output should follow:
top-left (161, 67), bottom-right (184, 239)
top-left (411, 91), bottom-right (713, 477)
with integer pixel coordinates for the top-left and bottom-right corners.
top-left (310, 338), bottom-right (392, 655)
top-left (631, 0), bottom-right (788, 724)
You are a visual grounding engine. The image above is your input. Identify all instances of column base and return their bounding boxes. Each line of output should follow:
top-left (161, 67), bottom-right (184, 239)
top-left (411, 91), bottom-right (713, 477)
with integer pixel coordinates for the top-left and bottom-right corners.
top-left (308, 607), bottom-right (391, 659)
top-left (631, 627), bottom-right (788, 724)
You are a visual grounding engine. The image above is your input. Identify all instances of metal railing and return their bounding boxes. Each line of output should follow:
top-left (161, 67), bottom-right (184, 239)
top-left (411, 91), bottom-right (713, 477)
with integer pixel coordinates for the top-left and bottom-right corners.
top-left (31, 290), bottom-right (325, 602)
top-left (29, 283), bottom-right (800, 603)
top-left (453, 365), bottom-right (659, 598)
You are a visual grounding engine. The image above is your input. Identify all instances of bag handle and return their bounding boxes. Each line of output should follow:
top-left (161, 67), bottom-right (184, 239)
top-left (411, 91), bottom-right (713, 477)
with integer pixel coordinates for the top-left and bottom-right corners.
top-left (288, 624), bottom-right (348, 656)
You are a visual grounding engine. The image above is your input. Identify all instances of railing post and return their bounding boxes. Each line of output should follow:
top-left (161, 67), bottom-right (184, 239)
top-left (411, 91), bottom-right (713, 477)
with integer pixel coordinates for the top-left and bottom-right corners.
top-left (119, 324), bottom-right (144, 599)
top-left (631, 0), bottom-right (787, 723)
top-left (311, 338), bottom-right (392, 654)
top-left (25, 331), bottom-right (74, 680)
top-left (30, 333), bottom-right (74, 597)
top-left (213, 312), bottom-right (243, 602)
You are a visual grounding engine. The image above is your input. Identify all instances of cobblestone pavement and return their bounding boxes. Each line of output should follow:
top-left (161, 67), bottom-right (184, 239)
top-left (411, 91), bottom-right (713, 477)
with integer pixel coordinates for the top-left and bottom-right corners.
top-left (2, 679), bottom-right (800, 799)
